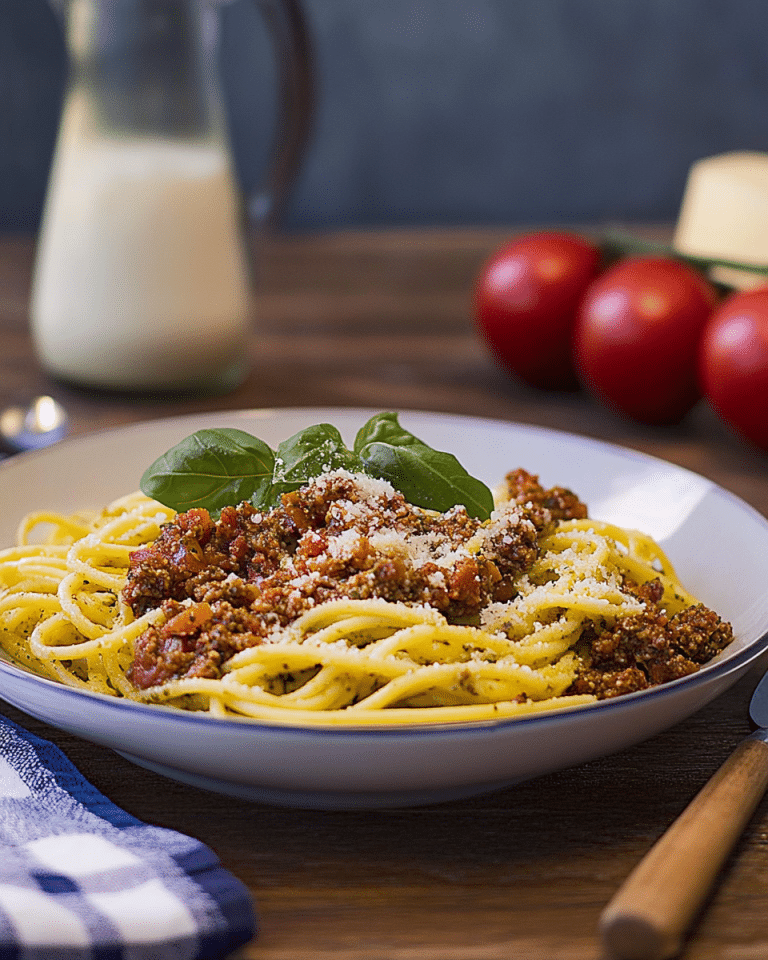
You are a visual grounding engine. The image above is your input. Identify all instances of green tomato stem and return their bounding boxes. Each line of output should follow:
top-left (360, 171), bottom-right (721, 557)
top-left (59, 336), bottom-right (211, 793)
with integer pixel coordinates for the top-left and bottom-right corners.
top-left (600, 231), bottom-right (768, 281)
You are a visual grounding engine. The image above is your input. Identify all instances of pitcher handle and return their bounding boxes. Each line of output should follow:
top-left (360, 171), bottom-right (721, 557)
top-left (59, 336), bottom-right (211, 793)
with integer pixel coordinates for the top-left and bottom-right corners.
top-left (248, 0), bottom-right (314, 230)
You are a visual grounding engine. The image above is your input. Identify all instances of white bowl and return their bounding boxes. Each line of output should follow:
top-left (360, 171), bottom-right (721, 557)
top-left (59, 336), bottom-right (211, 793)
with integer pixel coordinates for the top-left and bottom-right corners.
top-left (1, 408), bottom-right (766, 809)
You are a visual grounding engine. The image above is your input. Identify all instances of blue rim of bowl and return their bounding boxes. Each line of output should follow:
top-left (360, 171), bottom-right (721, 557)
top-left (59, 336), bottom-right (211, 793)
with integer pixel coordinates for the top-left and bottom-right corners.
top-left (1, 625), bottom-right (766, 743)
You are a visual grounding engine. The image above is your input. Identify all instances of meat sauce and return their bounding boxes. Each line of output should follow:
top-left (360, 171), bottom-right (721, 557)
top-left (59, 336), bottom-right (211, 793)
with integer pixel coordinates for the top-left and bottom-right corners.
top-left (123, 469), bottom-right (732, 699)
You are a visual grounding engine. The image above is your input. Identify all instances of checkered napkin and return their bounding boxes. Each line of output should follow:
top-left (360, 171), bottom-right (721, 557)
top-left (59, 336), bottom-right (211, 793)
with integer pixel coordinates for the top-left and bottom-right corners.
top-left (0, 716), bottom-right (256, 959)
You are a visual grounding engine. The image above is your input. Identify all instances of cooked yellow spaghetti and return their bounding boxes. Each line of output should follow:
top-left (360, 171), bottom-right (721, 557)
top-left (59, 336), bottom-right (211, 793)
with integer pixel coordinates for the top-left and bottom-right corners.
top-left (0, 470), bottom-right (731, 726)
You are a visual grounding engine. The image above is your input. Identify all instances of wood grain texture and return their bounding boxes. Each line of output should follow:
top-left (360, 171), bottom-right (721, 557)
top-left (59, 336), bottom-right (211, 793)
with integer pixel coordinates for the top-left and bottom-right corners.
top-left (1, 228), bottom-right (768, 959)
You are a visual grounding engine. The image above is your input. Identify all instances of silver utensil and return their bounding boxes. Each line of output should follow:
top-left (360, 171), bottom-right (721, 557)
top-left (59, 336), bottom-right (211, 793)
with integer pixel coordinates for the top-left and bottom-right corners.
top-left (600, 666), bottom-right (768, 960)
top-left (0, 395), bottom-right (69, 454)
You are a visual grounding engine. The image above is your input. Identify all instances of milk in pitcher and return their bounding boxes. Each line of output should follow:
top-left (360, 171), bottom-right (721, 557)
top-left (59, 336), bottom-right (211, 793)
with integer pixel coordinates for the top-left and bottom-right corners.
top-left (32, 91), bottom-right (251, 392)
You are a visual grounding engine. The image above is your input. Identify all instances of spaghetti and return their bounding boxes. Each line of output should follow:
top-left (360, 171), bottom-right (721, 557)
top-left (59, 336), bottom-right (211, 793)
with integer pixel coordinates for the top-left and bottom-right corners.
top-left (0, 471), bottom-right (732, 726)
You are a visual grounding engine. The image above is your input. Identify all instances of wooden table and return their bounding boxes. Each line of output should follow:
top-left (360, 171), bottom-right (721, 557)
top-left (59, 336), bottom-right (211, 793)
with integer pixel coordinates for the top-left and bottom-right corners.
top-left (1, 229), bottom-right (767, 959)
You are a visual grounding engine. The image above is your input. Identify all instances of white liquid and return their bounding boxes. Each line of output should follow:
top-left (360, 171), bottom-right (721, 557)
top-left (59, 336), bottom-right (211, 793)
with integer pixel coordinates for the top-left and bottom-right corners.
top-left (32, 94), bottom-right (251, 391)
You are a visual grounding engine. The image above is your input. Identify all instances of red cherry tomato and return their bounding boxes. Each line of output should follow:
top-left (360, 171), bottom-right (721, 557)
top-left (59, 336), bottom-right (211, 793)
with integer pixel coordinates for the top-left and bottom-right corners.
top-left (474, 231), bottom-right (602, 389)
top-left (573, 257), bottom-right (717, 424)
top-left (699, 288), bottom-right (768, 451)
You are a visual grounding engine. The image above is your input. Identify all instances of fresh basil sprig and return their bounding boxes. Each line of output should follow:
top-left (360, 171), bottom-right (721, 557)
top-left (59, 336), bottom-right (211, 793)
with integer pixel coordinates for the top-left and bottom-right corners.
top-left (140, 412), bottom-right (494, 520)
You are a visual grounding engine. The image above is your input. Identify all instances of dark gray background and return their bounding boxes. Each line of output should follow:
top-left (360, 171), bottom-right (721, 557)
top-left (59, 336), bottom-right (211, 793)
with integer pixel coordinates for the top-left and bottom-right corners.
top-left (3, 0), bottom-right (768, 232)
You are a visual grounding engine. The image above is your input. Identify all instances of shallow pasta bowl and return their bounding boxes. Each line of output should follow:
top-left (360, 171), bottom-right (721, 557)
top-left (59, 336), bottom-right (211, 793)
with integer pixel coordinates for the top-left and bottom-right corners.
top-left (0, 407), bottom-right (767, 810)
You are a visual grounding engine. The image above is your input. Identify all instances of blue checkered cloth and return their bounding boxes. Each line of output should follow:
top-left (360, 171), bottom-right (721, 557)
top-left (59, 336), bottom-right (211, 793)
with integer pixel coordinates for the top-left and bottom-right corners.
top-left (0, 716), bottom-right (256, 959)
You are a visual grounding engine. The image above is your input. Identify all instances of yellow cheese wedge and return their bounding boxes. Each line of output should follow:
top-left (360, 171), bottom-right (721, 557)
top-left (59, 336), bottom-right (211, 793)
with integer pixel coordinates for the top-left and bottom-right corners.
top-left (674, 151), bottom-right (768, 289)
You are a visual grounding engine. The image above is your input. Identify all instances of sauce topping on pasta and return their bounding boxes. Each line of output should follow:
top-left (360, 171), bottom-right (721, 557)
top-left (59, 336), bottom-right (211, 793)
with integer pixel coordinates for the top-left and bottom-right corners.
top-left (123, 468), bottom-right (730, 704)
top-left (125, 469), bottom-right (576, 689)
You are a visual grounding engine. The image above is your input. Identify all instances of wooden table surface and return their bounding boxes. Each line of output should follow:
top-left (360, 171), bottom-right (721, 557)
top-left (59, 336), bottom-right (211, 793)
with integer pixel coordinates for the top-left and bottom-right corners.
top-left (1, 228), bottom-right (768, 959)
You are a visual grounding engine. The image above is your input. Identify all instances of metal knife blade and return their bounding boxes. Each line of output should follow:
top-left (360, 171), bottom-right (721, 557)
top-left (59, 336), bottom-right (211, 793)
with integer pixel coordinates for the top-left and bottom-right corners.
top-left (749, 666), bottom-right (768, 736)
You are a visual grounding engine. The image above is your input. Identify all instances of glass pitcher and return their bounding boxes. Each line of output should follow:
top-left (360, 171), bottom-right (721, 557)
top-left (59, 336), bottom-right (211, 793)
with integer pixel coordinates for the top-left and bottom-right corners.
top-left (31, 0), bottom-right (313, 392)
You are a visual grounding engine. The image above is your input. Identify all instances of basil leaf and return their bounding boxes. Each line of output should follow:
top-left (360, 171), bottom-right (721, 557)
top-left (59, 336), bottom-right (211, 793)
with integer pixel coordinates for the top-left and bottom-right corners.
top-left (269, 423), bottom-right (364, 503)
top-left (140, 428), bottom-right (275, 516)
top-left (353, 411), bottom-right (413, 453)
top-left (356, 414), bottom-right (494, 520)
top-left (360, 441), bottom-right (493, 519)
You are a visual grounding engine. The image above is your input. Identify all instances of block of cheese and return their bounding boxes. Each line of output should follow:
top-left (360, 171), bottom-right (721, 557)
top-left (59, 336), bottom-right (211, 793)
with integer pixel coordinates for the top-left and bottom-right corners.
top-left (674, 151), bottom-right (768, 289)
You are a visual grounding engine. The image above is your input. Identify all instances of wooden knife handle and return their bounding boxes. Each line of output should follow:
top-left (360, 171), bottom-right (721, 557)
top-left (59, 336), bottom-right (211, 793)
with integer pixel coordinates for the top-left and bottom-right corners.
top-left (600, 733), bottom-right (768, 960)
